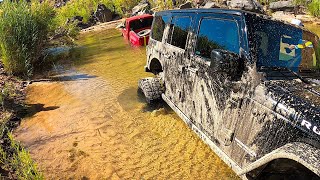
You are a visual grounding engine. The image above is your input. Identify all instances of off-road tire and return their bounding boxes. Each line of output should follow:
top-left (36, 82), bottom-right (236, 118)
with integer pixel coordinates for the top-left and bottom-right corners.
top-left (138, 77), bottom-right (164, 104)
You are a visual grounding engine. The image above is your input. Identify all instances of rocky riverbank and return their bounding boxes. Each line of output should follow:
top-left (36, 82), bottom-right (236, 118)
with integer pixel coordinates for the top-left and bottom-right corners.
top-left (0, 62), bottom-right (26, 129)
top-left (0, 62), bottom-right (43, 179)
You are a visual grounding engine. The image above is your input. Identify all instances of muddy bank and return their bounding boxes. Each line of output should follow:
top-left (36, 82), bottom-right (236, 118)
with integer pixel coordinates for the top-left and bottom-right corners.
top-left (14, 29), bottom-right (239, 179)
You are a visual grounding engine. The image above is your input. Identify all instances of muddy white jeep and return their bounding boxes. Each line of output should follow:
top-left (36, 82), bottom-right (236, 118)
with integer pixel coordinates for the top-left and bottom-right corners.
top-left (138, 9), bottom-right (320, 179)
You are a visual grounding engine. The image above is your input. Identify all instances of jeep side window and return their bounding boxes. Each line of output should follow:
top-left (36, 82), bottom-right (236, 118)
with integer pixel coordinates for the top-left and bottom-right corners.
top-left (167, 16), bottom-right (191, 49)
top-left (151, 15), bottom-right (169, 42)
top-left (195, 18), bottom-right (240, 59)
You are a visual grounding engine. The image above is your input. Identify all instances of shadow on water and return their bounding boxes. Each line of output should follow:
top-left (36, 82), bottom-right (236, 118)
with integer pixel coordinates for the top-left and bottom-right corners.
top-left (24, 103), bottom-right (59, 118)
top-left (31, 74), bottom-right (97, 83)
top-left (23, 130), bottom-right (82, 149)
top-left (117, 87), bottom-right (174, 113)
top-left (50, 74), bottom-right (97, 82)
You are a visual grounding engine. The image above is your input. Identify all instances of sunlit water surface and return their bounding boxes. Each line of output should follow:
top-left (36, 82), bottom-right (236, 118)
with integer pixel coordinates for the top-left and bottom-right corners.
top-left (14, 29), bottom-right (240, 179)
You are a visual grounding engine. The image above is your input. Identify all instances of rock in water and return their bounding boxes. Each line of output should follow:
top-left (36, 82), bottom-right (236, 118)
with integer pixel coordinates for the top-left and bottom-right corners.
top-left (180, 2), bottom-right (193, 9)
top-left (202, 1), bottom-right (222, 8)
top-left (269, 0), bottom-right (295, 12)
top-left (132, 0), bottom-right (151, 16)
top-left (94, 4), bottom-right (113, 23)
top-left (228, 0), bottom-right (264, 14)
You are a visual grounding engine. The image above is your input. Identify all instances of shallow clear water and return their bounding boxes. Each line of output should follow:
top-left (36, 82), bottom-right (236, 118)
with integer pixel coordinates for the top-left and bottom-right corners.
top-left (14, 29), bottom-right (239, 179)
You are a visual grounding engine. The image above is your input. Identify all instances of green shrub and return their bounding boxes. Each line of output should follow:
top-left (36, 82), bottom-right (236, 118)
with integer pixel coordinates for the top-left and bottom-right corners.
top-left (309, 0), bottom-right (320, 17)
top-left (150, 0), bottom-right (173, 11)
top-left (55, 0), bottom-right (115, 26)
top-left (112, 0), bottom-right (140, 15)
top-left (0, 132), bottom-right (44, 180)
top-left (0, 0), bottom-right (55, 77)
top-left (55, 0), bottom-right (150, 27)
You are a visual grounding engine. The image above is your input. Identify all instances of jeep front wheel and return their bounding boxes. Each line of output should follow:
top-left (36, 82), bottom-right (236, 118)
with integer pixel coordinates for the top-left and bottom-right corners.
top-left (138, 77), bottom-right (164, 104)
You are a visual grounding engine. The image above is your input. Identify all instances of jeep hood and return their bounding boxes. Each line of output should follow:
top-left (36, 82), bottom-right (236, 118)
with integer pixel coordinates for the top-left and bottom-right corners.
top-left (258, 79), bottom-right (320, 143)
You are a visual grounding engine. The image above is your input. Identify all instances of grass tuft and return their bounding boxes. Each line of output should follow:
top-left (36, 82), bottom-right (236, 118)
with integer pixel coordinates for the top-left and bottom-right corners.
top-left (0, 132), bottom-right (44, 180)
top-left (0, 0), bottom-right (55, 77)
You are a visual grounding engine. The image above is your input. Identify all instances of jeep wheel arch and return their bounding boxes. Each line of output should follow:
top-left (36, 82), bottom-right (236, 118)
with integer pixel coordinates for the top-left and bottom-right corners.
top-left (251, 158), bottom-right (319, 180)
top-left (240, 142), bottom-right (320, 178)
top-left (149, 58), bottom-right (163, 74)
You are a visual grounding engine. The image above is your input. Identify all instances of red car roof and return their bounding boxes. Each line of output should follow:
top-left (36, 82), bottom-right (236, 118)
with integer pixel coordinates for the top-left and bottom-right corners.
top-left (126, 14), bottom-right (153, 22)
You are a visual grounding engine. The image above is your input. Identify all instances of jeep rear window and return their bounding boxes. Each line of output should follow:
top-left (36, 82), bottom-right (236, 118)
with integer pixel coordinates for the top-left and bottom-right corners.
top-left (168, 16), bottom-right (192, 49)
top-left (249, 16), bottom-right (320, 72)
top-left (195, 18), bottom-right (240, 59)
top-left (151, 15), bottom-right (169, 42)
top-left (129, 17), bottom-right (153, 32)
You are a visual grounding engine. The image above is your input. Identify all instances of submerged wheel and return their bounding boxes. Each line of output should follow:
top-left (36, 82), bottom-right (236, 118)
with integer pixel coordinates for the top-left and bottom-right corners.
top-left (138, 77), bottom-right (164, 104)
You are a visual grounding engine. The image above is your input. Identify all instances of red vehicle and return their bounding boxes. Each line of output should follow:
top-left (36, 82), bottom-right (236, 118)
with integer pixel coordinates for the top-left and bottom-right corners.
top-left (120, 14), bottom-right (153, 46)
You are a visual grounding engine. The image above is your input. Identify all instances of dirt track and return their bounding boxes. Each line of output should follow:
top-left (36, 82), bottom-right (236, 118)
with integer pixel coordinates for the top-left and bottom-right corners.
top-left (14, 28), bottom-right (239, 179)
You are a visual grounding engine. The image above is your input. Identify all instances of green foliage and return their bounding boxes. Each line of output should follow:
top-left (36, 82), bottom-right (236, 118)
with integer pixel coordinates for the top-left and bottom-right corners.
top-left (56, 0), bottom-right (107, 25)
top-left (294, 0), bottom-right (308, 5)
top-left (55, 0), bottom-right (140, 26)
top-left (308, 0), bottom-right (320, 17)
top-left (0, 0), bottom-right (55, 77)
top-left (0, 132), bottom-right (43, 180)
top-left (112, 0), bottom-right (140, 15)
top-left (150, 0), bottom-right (173, 11)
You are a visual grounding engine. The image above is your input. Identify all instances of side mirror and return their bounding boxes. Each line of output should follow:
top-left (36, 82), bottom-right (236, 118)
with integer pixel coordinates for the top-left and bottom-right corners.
top-left (210, 49), bottom-right (242, 80)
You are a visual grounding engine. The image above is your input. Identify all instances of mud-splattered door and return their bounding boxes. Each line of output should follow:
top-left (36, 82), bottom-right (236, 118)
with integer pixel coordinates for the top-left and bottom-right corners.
top-left (185, 15), bottom-right (244, 146)
top-left (187, 14), bottom-right (252, 152)
top-left (163, 15), bottom-right (193, 108)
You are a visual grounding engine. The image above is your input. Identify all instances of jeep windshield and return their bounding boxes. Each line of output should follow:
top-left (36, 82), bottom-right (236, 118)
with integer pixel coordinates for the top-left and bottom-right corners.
top-left (246, 14), bottom-right (320, 79)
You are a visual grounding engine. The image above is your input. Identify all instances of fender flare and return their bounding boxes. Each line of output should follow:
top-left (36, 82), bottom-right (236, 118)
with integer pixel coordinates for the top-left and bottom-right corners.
top-left (239, 142), bottom-right (320, 176)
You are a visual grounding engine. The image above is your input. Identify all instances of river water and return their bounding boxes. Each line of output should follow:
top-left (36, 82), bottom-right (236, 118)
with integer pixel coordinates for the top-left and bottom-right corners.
top-left (14, 24), bottom-right (320, 179)
top-left (14, 29), bottom-right (239, 179)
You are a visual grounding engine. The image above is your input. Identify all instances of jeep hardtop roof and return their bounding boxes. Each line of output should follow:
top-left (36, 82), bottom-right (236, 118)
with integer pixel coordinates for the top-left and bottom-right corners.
top-left (156, 8), bottom-right (317, 36)
top-left (158, 8), bottom-right (244, 16)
